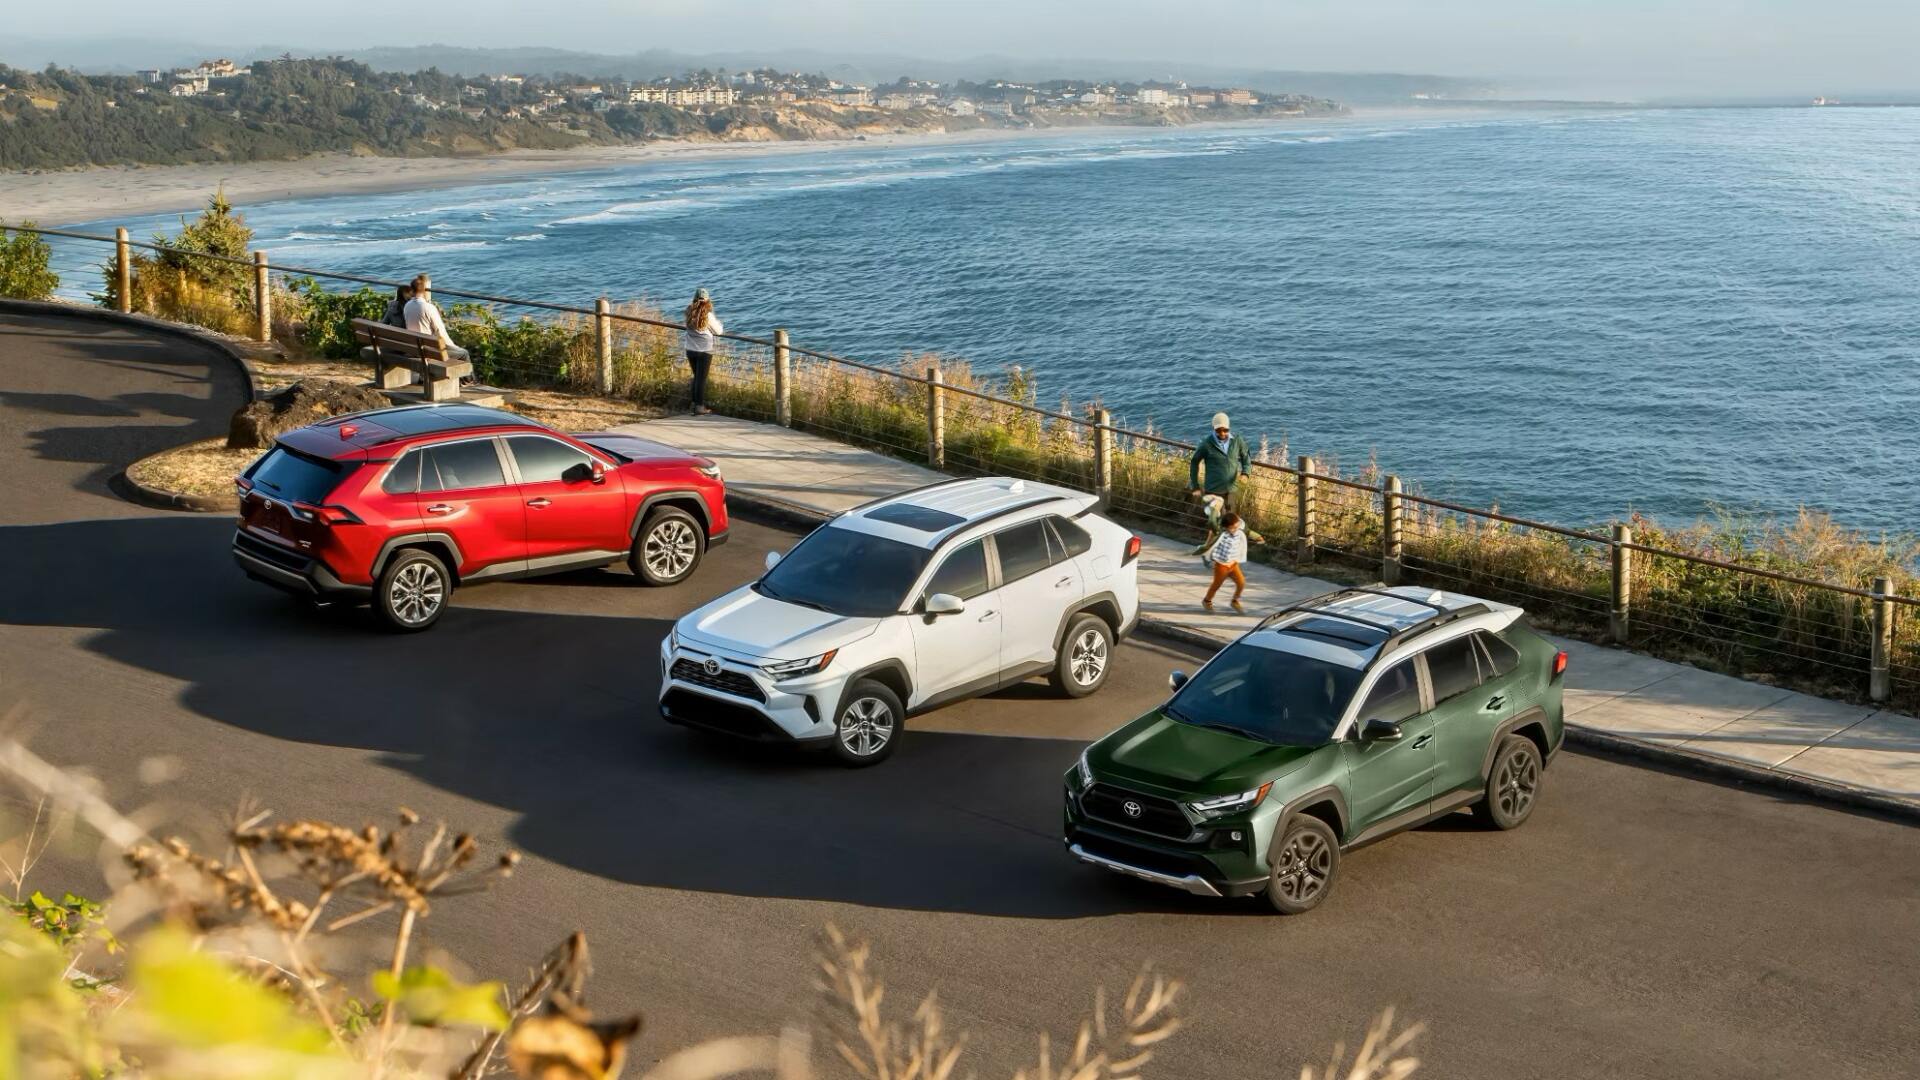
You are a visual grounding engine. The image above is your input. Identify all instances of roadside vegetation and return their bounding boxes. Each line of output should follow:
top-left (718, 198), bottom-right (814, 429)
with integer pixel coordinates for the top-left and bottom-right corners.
top-left (17, 199), bottom-right (1920, 709)
top-left (0, 735), bottom-right (1422, 1079)
top-left (0, 221), bottom-right (59, 300)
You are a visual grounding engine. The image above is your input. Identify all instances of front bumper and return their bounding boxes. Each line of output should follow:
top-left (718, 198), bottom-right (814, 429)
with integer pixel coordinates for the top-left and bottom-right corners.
top-left (1063, 779), bottom-right (1270, 899)
top-left (232, 529), bottom-right (370, 601)
top-left (657, 637), bottom-right (838, 745)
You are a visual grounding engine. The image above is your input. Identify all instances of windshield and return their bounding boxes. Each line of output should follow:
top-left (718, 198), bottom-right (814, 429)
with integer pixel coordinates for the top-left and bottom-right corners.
top-left (246, 448), bottom-right (344, 504)
top-left (756, 524), bottom-right (933, 618)
top-left (1166, 642), bottom-right (1364, 746)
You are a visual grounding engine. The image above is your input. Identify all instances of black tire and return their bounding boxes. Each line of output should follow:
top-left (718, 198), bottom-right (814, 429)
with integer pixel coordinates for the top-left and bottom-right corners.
top-left (1048, 613), bottom-right (1114, 698)
top-left (1264, 815), bottom-right (1340, 915)
top-left (1473, 735), bottom-right (1543, 830)
top-left (374, 548), bottom-right (450, 633)
top-left (829, 679), bottom-right (904, 768)
top-left (629, 507), bottom-right (704, 586)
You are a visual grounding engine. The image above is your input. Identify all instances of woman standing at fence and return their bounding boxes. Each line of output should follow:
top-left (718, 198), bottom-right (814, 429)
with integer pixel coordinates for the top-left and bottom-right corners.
top-left (682, 288), bottom-right (723, 415)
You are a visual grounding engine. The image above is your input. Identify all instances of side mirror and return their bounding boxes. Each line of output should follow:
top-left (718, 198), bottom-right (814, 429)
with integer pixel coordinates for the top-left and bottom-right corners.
top-left (562, 461), bottom-right (601, 484)
top-left (1360, 718), bottom-right (1404, 743)
top-left (924, 593), bottom-right (965, 616)
top-left (764, 551), bottom-right (782, 572)
top-left (1168, 670), bottom-right (1189, 691)
top-left (590, 459), bottom-right (606, 484)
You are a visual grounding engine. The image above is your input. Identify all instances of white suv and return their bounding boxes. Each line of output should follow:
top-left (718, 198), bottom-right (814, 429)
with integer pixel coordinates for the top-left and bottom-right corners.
top-left (660, 477), bottom-right (1142, 765)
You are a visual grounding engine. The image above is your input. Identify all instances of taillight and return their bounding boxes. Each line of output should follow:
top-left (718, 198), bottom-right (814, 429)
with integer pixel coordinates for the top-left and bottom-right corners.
top-left (235, 475), bottom-right (255, 493)
top-left (294, 502), bottom-right (362, 526)
top-left (1552, 650), bottom-right (1568, 678)
top-left (1123, 535), bottom-right (1142, 564)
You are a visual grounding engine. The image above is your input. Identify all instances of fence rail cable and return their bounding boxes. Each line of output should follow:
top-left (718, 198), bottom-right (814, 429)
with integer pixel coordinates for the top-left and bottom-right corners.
top-left (15, 223), bottom-right (1917, 627)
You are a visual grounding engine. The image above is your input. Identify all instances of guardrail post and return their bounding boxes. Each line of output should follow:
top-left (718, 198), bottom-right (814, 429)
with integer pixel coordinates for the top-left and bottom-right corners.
top-left (114, 227), bottom-right (131, 313)
top-left (1870, 576), bottom-right (1893, 704)
top-left (1092, 407), bottom-right (1113, 508)
top-left (1610, 523), bottom-right (1633, 643)
top-left (927, 364), bottom-right (945, 468)
top-left (1382, 475), bottom-right (1403, 585)
top-left (773, 329), bottom-right (792, 427)
top-left (594, 298), bottom-right (613, 394)
top-left (1296, 455), bottom-right (1318, 563)
top-left (251, 251), bottom-right (271, 343)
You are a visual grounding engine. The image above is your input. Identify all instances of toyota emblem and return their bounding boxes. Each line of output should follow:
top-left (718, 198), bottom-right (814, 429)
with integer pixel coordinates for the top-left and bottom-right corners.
top-left (1122, 800), bottom-right (1143, 819)
top-left (702, 657), bottom-right (722, 676)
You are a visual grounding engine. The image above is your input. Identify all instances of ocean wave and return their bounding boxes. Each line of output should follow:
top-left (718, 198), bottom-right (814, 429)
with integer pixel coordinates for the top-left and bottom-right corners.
top-left (507, 232), bottom-right (547, 242)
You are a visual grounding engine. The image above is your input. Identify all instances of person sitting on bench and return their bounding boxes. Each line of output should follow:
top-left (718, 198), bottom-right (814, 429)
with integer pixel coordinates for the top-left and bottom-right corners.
top-left (402, 274), bottom-right (470, 365)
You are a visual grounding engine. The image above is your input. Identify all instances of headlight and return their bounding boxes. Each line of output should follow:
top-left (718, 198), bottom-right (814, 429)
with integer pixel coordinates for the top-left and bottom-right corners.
top-left (665, 626), bottom-right (679, 652)
top-left (697, 463), bottom-right (723, 481)
top-left (1187, 782), bottom-right (1273, 818)
top-left (1075, 749), bottom-right (1094, 790)
top-left (762, 649), bottom-right (837, 679)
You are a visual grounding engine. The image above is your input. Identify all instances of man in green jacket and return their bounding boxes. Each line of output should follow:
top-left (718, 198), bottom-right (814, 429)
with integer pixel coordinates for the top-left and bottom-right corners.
top-left (1189, 411), bottom-right (1253, 511)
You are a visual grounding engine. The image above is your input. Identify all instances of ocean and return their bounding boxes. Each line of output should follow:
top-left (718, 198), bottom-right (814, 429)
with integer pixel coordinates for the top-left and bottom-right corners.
top-left (82, 107), bottom-right (1920, 533)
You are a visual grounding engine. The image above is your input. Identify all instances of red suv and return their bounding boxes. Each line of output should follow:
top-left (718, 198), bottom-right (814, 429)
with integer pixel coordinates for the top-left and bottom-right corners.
top-left (232, 404), bottom-right (728, 631)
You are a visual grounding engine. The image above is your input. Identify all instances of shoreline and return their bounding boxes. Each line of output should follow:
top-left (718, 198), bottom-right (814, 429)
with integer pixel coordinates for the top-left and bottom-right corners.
top-left (0, 110), bottom-right (1458, 227)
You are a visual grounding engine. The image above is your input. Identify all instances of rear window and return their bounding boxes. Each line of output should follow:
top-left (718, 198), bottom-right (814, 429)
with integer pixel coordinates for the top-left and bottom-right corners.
top-left (1047, 516), bottom-right (1093, 559)
top-left (421, 440), bottom-right (507, 492)
top-left (1423, 636), bottom-right (1483, 704)
top-left (994, 519), bottom-right (1054, 582)
top-left (246, 448), bottom-right (345, 504)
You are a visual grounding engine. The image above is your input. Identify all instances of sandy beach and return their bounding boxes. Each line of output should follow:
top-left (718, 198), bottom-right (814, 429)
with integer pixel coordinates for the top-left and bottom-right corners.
top-left (0, 125), bottom-right (1172, 227)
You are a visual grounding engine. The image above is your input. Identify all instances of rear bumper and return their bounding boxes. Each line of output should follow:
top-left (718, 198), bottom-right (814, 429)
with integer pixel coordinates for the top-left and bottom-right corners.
top-left (233, 530), bottom-right (370, 601)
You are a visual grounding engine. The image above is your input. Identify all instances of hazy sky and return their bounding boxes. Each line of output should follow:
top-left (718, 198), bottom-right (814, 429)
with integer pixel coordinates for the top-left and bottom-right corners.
top-left (14, 0), bottom-right (1919, 98)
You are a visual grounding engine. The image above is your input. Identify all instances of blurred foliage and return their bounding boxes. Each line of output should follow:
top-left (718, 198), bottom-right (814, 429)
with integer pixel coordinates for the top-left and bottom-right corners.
top-left (0, 223), bottom-right (59, 300)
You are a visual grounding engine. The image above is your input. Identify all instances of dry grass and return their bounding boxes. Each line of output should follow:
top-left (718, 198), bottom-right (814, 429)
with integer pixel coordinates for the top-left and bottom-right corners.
top-left (125, 437), bottom-right (259, 503)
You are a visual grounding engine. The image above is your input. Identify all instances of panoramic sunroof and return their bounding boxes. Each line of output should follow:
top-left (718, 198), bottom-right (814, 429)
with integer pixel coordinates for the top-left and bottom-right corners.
top-left (1278, 615), bottom-right (1390, 650)
top-left (865, 503), bottom-right (968, 532)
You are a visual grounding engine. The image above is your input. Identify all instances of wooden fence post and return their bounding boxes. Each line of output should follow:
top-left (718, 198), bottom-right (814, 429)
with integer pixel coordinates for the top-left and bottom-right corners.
top-left (1611, 524), bottom-right (1633, 644)
top-left (773, 329), bottom-right (792, 427)
top-left (1296, 455), bottom-right (1318, 563)
top-left (252, 251), bottom-right (271, 343)
top-left (114, 228), bottom-right (132, 313)
top-left (1092, 407), bottom-right (1113, 508)
top-left (1870, 576), bottom-right (1893, 704)
top-left (594, 298), bottom-right (613, 394)
top-left (1382, 475), bottom-right (1404, 585)
top-left (927, 364), bottom-right (945, 469)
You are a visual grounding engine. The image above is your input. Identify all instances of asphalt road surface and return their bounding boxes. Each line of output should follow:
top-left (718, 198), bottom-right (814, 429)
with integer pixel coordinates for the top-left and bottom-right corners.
top-left (3, 307), bottom-right (1918, 1079)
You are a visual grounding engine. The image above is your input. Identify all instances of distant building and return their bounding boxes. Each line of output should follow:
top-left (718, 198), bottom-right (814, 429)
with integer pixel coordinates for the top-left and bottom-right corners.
top-left (831, 87), bottom-right (873, 107)
top-left (1221, 89), bottom-right (1254, 106)
top-left (980, 100), bottom-right (1015, 117)
top-left (1187, 90), bottom-right (1216, 106)
top-left (1079, 90), bottom-right (1110, 105)
top-left (629, 86), bottom-right (669, 104)
top-left (491, 74), bottom-right (526, 86)
top-left (947, 98), bottom-right (976, 116)
top-left (1137, 87), bottom-right (1169, 106)
top-left (167, 82), bottom-right (198, 97)
top-left (136, 69), bottom-right (163, 84)
top-left (878, 93), bottom-right (917, 111)
top-left (564, 84), bottom-right (604, 98)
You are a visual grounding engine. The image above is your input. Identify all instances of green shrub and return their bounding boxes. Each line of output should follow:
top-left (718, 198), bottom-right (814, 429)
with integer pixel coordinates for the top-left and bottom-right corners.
top-left (0, 222), bottom-right (58, 300)
top-left (287, 278), bottom-right (389, 357)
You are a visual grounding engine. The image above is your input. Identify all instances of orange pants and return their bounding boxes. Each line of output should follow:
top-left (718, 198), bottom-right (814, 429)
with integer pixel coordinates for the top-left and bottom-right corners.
top-left (1205, 561), bottom-right (1246, 603)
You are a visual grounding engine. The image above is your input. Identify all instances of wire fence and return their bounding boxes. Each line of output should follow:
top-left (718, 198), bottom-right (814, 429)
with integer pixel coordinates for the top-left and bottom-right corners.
top-left (6, 222), bottom-right (1918, 710)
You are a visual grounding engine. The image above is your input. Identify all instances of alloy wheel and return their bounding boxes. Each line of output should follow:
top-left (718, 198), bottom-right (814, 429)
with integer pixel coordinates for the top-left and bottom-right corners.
top-left (645, 519), bottom-right (698, 579)
top-left (1070, 627), bottom-right (1109, 686)
top-left (838, 696), bottom-right (895, 758)
top-left (1496, 750), bottom-right (1539, 821)
top-left (1272, 829), bottom-right (1332, 905)
top-left (389, 562), bottom-right (444, 626)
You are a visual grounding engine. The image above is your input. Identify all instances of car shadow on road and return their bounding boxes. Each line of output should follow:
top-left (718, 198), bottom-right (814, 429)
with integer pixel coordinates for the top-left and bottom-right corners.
top-left (0, 514), bottom-right (1229, 920)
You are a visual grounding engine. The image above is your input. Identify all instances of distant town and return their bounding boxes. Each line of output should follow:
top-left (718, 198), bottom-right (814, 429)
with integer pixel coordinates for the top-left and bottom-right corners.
top-left (0, 56), bottom-right (1343, 170)
top-left (132, 57), bottom-right (1320, 119)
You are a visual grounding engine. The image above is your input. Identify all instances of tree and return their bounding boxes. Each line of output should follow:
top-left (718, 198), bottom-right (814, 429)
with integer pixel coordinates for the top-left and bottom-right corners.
top-left (0, 222), bottom-right (59, 300)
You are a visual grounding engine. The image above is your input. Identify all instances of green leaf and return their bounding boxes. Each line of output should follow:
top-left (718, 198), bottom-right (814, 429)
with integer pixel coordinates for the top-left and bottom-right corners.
top-left (373, 965), bottom-right (509, 1030)
top-left (125, 928), bottom-right (337, 1055)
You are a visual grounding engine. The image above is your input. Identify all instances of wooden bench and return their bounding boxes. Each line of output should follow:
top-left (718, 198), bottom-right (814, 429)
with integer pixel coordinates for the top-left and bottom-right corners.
top-left (351, 318), bottom-right (474, 403)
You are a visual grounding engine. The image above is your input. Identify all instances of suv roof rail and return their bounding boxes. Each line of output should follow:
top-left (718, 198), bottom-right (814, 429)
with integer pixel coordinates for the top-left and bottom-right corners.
top-left (1255, 587), bottom-right (1492, 653)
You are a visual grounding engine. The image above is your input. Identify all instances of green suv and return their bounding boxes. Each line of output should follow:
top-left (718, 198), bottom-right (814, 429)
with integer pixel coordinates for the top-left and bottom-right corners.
top-left (1065, 587), bottom-right (1567, 914)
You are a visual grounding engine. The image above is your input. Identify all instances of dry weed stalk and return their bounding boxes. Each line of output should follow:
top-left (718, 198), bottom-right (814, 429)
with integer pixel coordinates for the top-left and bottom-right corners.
top-left (1013, 970), bottom-right (1181, 1080)
top-left (814, 923), bottom-right (966, 1080)
top-left (1299, 1008), bottom-right (1422, 1080)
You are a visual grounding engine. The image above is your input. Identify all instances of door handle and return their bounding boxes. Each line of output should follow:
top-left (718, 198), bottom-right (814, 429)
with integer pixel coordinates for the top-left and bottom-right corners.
top-left (978, 610), bottom-right (997, 622)
top-left (527, 498), bottom-right (552, 509)
top-left (426, 504), bottom-right (453, 515)
top-left (1411, 733), bottom-right (1434, 749)
top-left (1054, 576), bottom-right (1073, 588)
top-left (1484, 694), bottom-right (1506, 711)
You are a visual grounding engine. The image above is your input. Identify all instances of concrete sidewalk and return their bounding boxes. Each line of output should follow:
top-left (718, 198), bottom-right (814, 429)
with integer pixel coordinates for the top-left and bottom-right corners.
top-left (620, 413), bottom-right (1920, 816)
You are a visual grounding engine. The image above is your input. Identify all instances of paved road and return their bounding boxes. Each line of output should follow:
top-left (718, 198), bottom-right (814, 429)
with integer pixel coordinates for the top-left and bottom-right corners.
top-left (3, 308), bottom-right (1918, 1079)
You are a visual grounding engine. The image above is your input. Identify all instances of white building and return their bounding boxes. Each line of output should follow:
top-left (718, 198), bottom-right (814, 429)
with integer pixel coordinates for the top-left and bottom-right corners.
top-left (1137, 87), bottom-right (1169, 106)
top-left (831, 87), bottom-right (874, 107)
top-left (1079, 90), bottom-right (1110, 105)
top-left (878, 93), bottom-right (917, 111)
top-left (947, 98), bottom-right (976, 116)
top-left (980, 100), bottom-right (1015, 117)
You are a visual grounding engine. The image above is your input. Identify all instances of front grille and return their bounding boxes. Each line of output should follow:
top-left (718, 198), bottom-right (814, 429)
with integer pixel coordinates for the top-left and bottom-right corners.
top-left (670, 657), bottom-right (766, 702)
top-left (234, 530), bottom-right (312, 573)
top-left (1081, 784), bottom-right (1194, 840)
top-left (1072, 830), bottom-right (1215, 879)
top-left (661, 689), bottom-right (785, 740)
